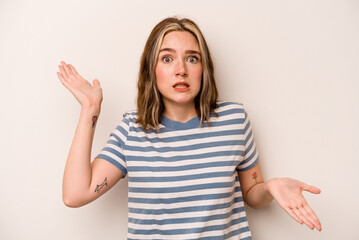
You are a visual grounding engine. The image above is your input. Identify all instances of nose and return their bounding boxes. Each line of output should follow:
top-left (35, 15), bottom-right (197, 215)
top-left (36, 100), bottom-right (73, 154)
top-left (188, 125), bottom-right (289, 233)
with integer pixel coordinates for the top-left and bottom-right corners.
top-left (175, 59), bottom-right (187, 77)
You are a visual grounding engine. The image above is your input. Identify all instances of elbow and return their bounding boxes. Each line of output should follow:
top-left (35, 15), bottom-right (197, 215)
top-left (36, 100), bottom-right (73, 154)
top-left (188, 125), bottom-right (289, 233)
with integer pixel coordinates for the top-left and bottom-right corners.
top-left (243, 194), bottom-right (272, 209)
top-left (246, 201), bottom-right (261, 209)
top-left (63, 198), bottom-right (80, 208)
top-left (243, 195), bottom-right (260, 209)
top-left (62, 193), bottom-right (86, 208)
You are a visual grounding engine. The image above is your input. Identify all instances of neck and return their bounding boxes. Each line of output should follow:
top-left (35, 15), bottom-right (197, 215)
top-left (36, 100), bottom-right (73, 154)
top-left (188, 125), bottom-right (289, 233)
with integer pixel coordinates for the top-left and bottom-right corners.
top-left (163, 102), bottom-right (197, 123)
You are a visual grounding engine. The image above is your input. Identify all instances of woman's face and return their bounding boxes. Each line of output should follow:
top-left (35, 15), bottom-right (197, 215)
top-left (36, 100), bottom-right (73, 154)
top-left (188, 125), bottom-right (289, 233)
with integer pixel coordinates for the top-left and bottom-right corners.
top-left (155, 31), bottom-right (202, 110)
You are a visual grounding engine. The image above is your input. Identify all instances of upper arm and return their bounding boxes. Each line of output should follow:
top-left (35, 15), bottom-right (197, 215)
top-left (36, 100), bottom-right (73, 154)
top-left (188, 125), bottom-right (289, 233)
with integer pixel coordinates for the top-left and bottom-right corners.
top-left (85, 118), bottom-right (130, 203)
top-left (237, 161), bottom-right (264, 202)
top-left (67, 158), bottom-right (124, 208)
top-left (88, 157), bottom-right (124, 196)
top-left (237, 105), bottom-right (263, 201)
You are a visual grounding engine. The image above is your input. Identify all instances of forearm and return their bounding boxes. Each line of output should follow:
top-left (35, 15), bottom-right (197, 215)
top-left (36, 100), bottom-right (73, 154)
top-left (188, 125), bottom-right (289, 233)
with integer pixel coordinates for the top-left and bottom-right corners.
top-left (62, 106), bottom-right (100, 206)
top-left (244, 181), bottom-right (274, 209)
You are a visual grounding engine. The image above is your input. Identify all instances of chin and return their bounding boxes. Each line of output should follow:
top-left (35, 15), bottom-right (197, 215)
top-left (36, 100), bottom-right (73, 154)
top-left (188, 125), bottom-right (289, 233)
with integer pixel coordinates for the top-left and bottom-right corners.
top-left (167, 97), bottom-right (196, 106)
top-left (176, 96), bottom-right (196, 103)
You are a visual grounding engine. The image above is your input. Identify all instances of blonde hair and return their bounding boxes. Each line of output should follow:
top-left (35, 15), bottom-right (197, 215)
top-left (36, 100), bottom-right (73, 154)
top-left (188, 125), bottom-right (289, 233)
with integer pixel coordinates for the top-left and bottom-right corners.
top-left (136, 17), bottom-right (218, 130)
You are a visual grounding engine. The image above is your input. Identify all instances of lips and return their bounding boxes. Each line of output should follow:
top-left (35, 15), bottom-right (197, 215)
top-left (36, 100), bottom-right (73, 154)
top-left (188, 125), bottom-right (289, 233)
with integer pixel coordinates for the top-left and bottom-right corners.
top-left (173, 82), bottom-right (190, 88)
top-left (173, 81), bottom-right (190, 92)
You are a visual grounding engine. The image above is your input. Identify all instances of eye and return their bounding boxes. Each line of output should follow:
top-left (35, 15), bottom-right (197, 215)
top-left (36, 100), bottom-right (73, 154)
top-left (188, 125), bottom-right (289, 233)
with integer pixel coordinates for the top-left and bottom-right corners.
top-left (187, 56), bottom-right (199, 63)
top-left (162, 56), bottom-right (172, 63)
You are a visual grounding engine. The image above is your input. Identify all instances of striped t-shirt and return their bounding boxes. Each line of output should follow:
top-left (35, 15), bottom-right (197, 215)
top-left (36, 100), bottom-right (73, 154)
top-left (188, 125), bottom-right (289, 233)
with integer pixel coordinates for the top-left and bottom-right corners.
top-left (96, 101), bottom-right (259, 240)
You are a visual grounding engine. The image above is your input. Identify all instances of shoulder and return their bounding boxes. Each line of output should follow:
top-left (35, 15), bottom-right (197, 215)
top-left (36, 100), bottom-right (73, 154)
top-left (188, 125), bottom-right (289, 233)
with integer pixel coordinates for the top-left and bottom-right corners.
top-left (215, 100), bottom-right (246, 115)
top-left (122, 110), bottom-right (138, 123)
top-left (112, 110), bottom-right (138, 133)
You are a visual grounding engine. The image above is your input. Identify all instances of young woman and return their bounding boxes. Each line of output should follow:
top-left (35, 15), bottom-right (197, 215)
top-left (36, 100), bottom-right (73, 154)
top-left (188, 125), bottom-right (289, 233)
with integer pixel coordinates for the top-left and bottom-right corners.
top-left (57, 17), bottom-right (321, 239)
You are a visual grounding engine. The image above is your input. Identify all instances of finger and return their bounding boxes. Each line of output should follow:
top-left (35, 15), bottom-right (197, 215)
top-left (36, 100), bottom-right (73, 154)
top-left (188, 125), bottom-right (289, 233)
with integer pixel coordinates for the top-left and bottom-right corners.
top-left (57, 72), bottom-right (71, 89)
top-left (292, 207), bottom-right (314, 230)
top-left (302, 183), bottom-right (321, 194)
top-left (93, 79), bottom-right (101, 88)
top-left (303, 204), bottom-right (322, 231)
top-left (68, 64), bottom-right (79, 75)
top-left (302, 199), bottom-right (320, 222)
top-left (284, 207), bottom-right (303, 225)
top-left (298, 206), bottom-right (319, 230)
top-left (58, 65), bottom-right (68, 78)
top-left (61, 61), bottom-right (72, 76)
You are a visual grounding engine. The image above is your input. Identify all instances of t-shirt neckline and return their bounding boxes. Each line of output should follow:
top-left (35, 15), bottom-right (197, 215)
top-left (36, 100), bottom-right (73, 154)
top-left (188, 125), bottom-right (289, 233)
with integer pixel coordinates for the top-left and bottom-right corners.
top-left (161, 114), bottom-right (200, 130)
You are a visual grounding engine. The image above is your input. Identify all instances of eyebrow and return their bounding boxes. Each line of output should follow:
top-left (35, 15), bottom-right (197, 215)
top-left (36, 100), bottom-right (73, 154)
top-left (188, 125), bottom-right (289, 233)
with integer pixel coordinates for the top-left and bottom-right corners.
top-left (159, 48), bottom-right (201, 56)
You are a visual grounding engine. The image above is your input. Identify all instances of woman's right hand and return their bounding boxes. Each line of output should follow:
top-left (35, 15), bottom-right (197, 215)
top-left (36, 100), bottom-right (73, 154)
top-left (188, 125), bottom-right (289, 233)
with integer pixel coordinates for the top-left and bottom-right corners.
top-left (57, 61), bottom-right (103, 109)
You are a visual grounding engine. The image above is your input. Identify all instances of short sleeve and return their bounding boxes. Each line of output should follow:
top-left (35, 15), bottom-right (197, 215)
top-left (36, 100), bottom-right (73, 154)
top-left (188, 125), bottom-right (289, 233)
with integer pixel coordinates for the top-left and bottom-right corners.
top-left (95, 115), bottom-right (130, 177)
top-left (236, 108), bottom-right (259, 172)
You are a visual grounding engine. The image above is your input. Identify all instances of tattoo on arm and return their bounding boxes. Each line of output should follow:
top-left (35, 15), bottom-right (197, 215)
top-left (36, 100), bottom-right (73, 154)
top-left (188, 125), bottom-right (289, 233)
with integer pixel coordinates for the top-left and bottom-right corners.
top-left (252, 172), bottom-right (258, 183)
top-left (92, 116), bottom-right (98, 128)
top-left (94, 177), bottom-right (108, 193)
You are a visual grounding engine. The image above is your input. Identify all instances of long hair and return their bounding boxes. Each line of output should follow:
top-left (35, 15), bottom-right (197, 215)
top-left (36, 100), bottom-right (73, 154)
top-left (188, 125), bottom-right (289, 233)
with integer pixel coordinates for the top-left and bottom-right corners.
top-left (136, 17), bottom-right (218, 131)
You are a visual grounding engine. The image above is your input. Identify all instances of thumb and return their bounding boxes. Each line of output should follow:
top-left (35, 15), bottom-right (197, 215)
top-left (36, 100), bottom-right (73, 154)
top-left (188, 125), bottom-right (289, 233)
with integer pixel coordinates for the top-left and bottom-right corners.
top-left (302, 183), bottom-right (321, 194)
top-left (93, 79), bottom-right (101, 88)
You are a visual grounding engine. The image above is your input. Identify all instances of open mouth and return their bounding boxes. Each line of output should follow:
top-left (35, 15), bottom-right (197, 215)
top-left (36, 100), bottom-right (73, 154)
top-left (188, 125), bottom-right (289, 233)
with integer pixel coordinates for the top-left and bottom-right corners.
top-left (173, 82), bottom-right (190, 88)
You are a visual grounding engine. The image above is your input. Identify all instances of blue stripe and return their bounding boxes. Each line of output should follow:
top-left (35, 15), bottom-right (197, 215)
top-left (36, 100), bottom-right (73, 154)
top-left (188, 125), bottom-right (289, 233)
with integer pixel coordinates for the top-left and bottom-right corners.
top-left (129, 196), bottom-right (241, 215)
top-left (126, 150), bottom-right (243, 163)
top-left (244, 137), bottom-right (255, 155)
top-left (128, 216), bottom-right (249, 235)
top-left (115, 125), bottom-right (128, 139)
top-left (107, 139), bottom-right (119, 146)
top-left (126, 128), bottom-right (245, 144)
top-left (129, 171), bottom-right (234, 182)
top-left (177, 225), bottom-right (251, 240)
top-left (96, 154), bottom-right (127, 176)
top-left (127, 160), bottom-right (239, 172)
top-left (101, 146), bottom-right (125, 161)
top-left (126, 139), bottom-right (244, 153)
top-left (237, 157), bottom-right (259, 172)
top-left (129, 179), bottom-right (236, 194)
top-left (244, 129), bottom-right (253, 145)
top-left (127, 225), bottom-right (251, 240)
top-left (128, 186), bottom-right (241, 204)
top-left (242, 144), bottom-right (257, 165)
top-left (217, 101), bottom-right (242, 108)
top-left (191, 226), bottom-right (251, 240)
top-left (108, 132), bottom-right (122, 145)
top-left (216, 107), bottom-right (244, 117)
top-left (133, 117), bottom-right (245, 134)
top-left (129, 206), bottom-right (245, 225)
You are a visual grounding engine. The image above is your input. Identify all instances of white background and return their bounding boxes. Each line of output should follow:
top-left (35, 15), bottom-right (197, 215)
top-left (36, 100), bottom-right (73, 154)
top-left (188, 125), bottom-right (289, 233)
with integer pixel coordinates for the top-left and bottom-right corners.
top-left (1, 0), bottom-right (358, 239)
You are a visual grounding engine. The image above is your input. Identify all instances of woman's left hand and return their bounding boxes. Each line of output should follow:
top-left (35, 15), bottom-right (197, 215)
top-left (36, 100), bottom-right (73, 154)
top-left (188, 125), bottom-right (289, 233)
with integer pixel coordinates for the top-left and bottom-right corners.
top-left (266, 177), bottom-right (322, 231)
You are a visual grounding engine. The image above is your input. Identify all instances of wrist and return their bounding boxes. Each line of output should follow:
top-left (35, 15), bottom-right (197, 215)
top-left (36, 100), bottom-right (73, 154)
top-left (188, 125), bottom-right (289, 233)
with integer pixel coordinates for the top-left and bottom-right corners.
top-left (81, 105), bottom-right (101, 115)
top-left (265, 178), bottom-right (278, 196)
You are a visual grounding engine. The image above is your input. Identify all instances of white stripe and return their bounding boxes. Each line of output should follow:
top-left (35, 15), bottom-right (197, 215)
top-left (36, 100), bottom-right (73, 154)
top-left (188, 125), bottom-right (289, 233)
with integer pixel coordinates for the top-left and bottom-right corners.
top-left (227, 230), bottom-right (251, 240)
top-left (127, 221), bottom-right (249, 240)
top-left (112, 127), bottom-right (127, 144)
top-left (126, 133), bottom-right (245, 148)
top-left (129, 164), bottom-right (241, 177)
top-left (239, 150), bottom-right (259, 170)
top-left (128, 211), bottom-right (247, 230)
top-left (128, 182), bottom-right (242, 199)
top-left (125, 145), bottom-right (242, 159)
top-left (244, 136), bottom-right (256, 159)
top-left (129, 175), bottom-right (235, 188)
top-left (102, 139), bottom-right (123, 153)
top-left (129, 200), bottom-right (245, 220)
top-left (128, 190), bottom-right (239, 210)
top-left (98, 149), bottom-right (126, 167)
top-left (126, 121), bottom-right (245, 140)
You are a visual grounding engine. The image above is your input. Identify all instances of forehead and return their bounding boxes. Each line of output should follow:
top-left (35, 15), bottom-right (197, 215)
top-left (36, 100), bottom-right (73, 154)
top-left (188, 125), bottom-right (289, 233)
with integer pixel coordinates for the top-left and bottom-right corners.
top-left (160, 31), bottom-right (200, 51)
